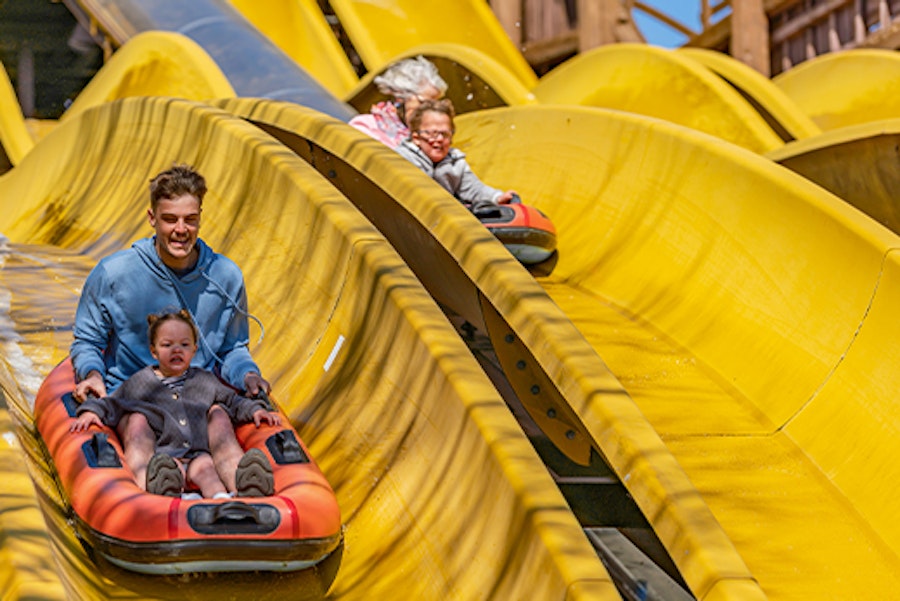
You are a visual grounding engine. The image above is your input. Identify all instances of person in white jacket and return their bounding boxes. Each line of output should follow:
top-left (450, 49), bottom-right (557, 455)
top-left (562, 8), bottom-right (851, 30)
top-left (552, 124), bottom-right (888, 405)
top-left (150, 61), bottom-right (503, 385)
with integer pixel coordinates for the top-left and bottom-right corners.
top-left (395, 98), bottom-right (517, 210)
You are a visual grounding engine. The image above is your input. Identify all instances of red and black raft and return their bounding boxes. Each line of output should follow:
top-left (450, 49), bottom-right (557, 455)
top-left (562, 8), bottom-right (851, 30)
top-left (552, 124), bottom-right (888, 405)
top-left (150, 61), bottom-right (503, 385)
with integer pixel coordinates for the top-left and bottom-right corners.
top-left (35, 358), bottom-right (342, 575)
top-left (472, 199), bottom-right (557, 265)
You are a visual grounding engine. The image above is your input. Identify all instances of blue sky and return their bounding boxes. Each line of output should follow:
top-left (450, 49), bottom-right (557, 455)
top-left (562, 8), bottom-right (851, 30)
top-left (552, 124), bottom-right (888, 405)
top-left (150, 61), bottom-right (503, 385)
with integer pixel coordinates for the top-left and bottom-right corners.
top-left (631, 2), bottom-right (727, 48)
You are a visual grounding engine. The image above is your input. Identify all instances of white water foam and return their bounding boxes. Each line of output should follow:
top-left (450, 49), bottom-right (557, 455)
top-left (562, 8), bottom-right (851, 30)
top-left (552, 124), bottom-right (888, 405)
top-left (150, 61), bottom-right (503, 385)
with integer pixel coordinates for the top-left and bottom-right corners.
top-left (0, 235), bottom-right (44, 408)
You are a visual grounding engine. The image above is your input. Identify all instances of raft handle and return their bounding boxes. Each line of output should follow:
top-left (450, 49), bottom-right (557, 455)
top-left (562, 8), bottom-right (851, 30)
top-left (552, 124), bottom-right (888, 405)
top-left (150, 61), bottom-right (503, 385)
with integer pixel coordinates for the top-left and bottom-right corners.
top-left (83, 432), bottom-right (122, 469)
top-left (213, 501), bottom-right (260, 524)
top-left (188, 501), bottom-right (281, 535)
top-left (266, 430), bottom-right (310, 465)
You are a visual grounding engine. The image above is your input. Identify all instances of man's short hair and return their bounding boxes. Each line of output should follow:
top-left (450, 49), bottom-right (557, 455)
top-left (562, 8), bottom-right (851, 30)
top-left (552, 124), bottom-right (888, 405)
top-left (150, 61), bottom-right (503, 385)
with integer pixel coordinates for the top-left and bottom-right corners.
top-left (149, 164), bottom-right (207, 210)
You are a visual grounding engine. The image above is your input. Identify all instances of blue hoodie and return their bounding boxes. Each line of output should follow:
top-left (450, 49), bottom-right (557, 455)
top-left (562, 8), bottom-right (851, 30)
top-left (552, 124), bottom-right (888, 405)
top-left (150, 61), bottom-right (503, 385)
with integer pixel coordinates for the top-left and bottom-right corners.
top-left (71, 237), bottom-right (260, 393)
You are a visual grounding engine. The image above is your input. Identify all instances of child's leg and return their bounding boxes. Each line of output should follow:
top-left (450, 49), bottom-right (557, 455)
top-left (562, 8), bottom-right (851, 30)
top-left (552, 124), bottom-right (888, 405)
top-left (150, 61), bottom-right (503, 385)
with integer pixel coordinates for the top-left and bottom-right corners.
top-left (207, 405), bottom-right (243, 494)
top-left (186, 452), bottom-right (228, 498)
top-left (116, 412), bottom-right (156, 490)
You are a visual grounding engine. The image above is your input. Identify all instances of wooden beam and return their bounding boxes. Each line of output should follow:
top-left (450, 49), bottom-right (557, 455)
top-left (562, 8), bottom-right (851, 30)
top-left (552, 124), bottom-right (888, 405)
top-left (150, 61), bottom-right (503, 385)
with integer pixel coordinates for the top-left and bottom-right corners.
top-left (854, 0), bottom-right (867, 43)
top-left (731, 0), bottom-right (771, 75)
top-left (577, 0), bottom-right (616, 50)
top-left (491, 0), bottom-right (523, 49)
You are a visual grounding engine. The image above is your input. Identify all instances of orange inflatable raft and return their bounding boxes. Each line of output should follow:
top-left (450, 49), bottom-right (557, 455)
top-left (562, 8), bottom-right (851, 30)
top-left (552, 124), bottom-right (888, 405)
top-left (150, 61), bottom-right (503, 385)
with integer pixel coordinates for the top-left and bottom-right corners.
top-left (472, 198), bottom-right (557, 264)
top-left (35, 359), bottom-right (342, 575)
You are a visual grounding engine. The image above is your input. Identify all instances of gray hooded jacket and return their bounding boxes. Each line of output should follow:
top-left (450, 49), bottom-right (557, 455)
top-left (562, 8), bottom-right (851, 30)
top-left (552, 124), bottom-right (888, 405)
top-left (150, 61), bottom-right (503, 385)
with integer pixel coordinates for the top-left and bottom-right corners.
top-left (396, 139), bottom-right (503, 205)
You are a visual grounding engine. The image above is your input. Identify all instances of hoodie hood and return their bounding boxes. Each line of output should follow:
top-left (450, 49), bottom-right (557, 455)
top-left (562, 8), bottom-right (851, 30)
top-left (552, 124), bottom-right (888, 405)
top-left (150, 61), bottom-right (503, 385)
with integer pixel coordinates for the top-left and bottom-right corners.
top-left (132, 236), bottom-right (214, 282)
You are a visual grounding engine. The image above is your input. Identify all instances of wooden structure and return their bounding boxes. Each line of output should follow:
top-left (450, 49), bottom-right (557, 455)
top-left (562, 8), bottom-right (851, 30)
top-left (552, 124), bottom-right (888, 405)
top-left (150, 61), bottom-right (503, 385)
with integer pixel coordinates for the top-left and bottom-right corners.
top-left (490, 0), bottom-right (900, 76)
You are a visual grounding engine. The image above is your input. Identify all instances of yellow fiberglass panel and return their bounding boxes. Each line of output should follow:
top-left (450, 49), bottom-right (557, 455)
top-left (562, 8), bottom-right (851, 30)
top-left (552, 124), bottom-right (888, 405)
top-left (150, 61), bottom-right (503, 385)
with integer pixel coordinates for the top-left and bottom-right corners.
top-left (217, 98), bottom-right (764, 601)
top-left (767, 119), bottom-right (900, 236)
top-left (344, 43), bottom-right (536, 114)
top-left (329, 0), bottom-right (537, 87)
top-left (0, 97), bottom-right (614, 600)
top-left (454, 104), bottom-right (900, 600)
top-left (60, 31), bottom-right (234, 125)
top-left (773, 49), bottom-right (900, 131)
top-left (678, 47), bottom-right (821, 142)
top-left (532, 44), bottom-right (784, 153)
top-left (0, 62), bottom-right (34, 167)
top-left (229, 0), bottom-right (358, 97)
top-left (784, 247), bottom-right (900, 568)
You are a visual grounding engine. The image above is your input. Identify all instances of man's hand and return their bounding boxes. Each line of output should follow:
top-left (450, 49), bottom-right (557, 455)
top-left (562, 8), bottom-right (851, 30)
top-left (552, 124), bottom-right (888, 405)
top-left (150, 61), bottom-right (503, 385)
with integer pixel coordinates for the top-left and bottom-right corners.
top-left (74, 371), bottom-right (106, 402)
top-left (244, 372), bottom-right (271, 397)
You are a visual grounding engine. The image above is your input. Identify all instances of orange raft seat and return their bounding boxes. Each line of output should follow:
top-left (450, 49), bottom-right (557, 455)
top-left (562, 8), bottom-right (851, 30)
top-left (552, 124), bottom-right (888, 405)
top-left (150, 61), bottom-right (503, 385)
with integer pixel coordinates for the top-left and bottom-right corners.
top-left (471, 198), bottom-right (557, 265)
top-left (35, 358), bottom-right (342, 575)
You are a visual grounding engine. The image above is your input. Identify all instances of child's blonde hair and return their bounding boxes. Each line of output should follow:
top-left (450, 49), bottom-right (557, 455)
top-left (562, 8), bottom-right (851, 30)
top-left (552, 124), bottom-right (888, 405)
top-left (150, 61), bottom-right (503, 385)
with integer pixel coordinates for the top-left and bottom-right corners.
top-left (408, 98), bottom-right (456, 134)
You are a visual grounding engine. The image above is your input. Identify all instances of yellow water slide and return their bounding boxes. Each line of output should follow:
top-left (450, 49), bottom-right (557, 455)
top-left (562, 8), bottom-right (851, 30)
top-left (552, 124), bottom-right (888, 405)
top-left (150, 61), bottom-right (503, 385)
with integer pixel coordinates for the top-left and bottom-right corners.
top-left (773, 49), bottom-right (900, 131)
top-left (0, 25), bottom-right (762, 595)
top-left (218, 0), bottom-right (536, 113)
top-left (228, 0), bottom-right (359, 97)
top-left (531, 44), bottom-right (784, 153)
top-left (0, 62), bottom-right (34, 167)
top-left (452, 105), bottom-right (900, 600)
top-left (3, 1), bottom-right (900, 600)
top-left (677, 47), bottom-right (821, 142)
top-left (328, 0), bottom-right (538, 88)
top-left (60, 31), bottom-right (235, 124)
top-left (219, 98), bottom-right (764, 601)
top-left (0, 97), bottom-right (618, 600)
top-left (221, 92), bottom-right (900, 598)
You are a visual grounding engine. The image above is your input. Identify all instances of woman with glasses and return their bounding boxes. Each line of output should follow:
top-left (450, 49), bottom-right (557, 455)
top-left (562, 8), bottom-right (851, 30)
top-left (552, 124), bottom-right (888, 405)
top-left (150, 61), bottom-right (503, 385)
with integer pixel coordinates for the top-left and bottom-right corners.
top-left (349, 56), bottom-right (448, 148)
top-left (396, 98), bottom-right (517, 209)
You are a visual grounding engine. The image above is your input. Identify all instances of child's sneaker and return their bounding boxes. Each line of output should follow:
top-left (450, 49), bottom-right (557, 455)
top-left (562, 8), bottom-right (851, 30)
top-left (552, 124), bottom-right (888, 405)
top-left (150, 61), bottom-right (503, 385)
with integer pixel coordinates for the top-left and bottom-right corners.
top-left (146, 453), bottom-right (183, 497)
top-left (235, 448), bottom-right (274, 497)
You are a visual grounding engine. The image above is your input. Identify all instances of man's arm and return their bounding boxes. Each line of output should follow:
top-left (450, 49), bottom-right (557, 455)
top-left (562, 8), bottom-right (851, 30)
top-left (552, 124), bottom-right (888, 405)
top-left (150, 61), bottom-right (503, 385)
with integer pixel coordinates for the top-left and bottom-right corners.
top-left (70, 268), bottom-right (112, 400)
top-left (74, 370), bottom-right (107, 401)
top-left (216, 278), bottom-right (270, 394)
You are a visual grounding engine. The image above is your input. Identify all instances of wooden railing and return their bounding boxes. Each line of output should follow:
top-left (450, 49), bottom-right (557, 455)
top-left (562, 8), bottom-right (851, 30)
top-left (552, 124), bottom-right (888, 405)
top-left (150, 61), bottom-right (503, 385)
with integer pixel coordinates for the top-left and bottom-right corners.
top-left (490, 0), bottom-right (900, 76)
top-left (769, 0), bottom-right (900, 73)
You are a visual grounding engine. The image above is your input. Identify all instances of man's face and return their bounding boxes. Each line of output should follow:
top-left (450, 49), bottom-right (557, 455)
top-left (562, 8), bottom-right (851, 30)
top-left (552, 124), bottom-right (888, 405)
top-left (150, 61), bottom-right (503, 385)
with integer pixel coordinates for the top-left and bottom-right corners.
top-left (148, 194), bottom-right (201, 270)
top-left (412, 111), bottom-right (453, 164)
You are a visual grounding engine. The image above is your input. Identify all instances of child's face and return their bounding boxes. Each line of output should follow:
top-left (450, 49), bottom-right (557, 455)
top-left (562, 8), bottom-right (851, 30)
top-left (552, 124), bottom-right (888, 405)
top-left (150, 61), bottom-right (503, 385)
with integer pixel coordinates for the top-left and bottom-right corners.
top-left (412, 111), bottom-right (453, 163)
top-left (151, 319), bottom-right (197, 377)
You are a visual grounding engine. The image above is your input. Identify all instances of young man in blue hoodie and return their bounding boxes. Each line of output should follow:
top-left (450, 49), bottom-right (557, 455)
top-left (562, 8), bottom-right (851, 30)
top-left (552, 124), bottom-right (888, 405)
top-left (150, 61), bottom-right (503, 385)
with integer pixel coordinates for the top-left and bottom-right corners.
top-left (70, 164), bottom-right (271, 495)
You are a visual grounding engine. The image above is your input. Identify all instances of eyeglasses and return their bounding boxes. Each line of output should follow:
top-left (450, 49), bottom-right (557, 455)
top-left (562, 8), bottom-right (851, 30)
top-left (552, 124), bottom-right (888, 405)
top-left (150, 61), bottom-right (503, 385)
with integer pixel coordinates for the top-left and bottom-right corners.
top-left (415, 129), bottom-right (454, 141)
